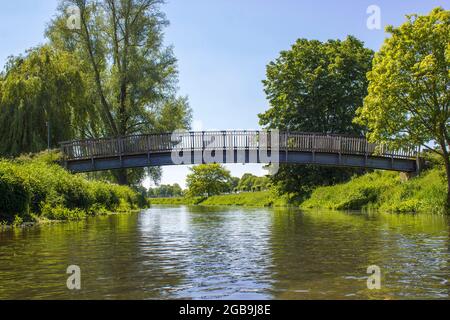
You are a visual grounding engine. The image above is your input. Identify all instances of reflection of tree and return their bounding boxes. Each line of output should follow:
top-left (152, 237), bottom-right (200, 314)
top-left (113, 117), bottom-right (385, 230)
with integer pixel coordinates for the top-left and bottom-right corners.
top-left (269, 209), bottom-right (378, 299)
top-left (1, 209), bottom-right (449, 299)
top-left (373, 214), bottom-right (450, 299)
top-left (161, 206), bottom-right (274, 299)
top-left (269, 209), bottom-right (450, 299)
top-left (0, 213), bottom-right (187, 299)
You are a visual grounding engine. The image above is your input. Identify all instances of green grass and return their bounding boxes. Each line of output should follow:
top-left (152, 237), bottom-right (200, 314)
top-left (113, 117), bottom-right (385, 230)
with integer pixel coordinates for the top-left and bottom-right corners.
top-left (149, 190), bottom-right (296, 207)
top-left (153, 168), bottom-right (447, 214)
top-left (0, 151), bottom-right (146, 224)
top-left (201, 191), bottom-right (274, 207)
top-left (149, 196), bottom-right (203, 205)
top-left (301, 168), bottom-right (447, 214)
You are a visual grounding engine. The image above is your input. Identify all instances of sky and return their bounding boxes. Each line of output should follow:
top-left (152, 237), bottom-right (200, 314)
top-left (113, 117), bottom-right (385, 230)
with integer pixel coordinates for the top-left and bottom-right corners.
top-left (0, 0), bottom-right (448, 188)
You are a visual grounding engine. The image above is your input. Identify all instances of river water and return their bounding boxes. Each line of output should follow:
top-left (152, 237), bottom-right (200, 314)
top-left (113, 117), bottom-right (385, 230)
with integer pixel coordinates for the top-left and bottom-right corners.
top-left (0, 206), bottom-right (449, 300)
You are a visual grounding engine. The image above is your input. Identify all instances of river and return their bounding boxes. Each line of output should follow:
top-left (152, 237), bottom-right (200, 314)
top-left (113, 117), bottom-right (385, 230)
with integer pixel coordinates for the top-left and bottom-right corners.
top-left (0, 206), bottom-right (449, 300)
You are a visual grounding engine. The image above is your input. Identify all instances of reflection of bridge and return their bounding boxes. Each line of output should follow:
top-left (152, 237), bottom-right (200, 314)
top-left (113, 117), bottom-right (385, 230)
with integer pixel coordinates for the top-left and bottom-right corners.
top-left (60, 131), bottom-right (421, 173)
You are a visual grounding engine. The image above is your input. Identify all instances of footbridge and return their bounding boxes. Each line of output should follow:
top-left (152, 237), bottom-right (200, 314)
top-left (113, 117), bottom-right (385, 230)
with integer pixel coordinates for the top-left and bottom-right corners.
top-left (60, 131), bottom-right (421, 173)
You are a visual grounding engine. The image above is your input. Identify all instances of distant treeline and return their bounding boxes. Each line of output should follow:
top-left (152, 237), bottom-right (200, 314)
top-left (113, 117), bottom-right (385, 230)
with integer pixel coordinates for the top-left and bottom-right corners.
top-left (148, 173), bottom-right (271, 198)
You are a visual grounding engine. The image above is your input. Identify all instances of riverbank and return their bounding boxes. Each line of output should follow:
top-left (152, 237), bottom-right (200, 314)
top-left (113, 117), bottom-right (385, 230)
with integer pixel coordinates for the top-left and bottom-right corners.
top-left (150, 168), bottom-right (447, 214)
top-left (0, 152), bottom-right (147, 225)
top-left (150, 190), bottom-right (294, 207)
top-left (302, 168), bottom-right (446, 214)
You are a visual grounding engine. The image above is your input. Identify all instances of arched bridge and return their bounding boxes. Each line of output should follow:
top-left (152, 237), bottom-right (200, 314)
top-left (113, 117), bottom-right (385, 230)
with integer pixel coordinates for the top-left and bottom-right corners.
top-left (60, 131), bottom-right (421, 173)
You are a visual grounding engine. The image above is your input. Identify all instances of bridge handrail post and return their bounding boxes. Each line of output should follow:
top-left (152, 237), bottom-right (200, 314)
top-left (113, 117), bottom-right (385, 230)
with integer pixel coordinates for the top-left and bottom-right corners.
top-left (244, 130), bottom-right (248, 150)
top-left (365, 139), bottom-right (369, 157)
top-left (202, 131), bottom-right (205, 152)
top-left (285, 131), bottom-right (289, 160)
top-left (146, 134), bottom-right (152, 156)
top-left (223, 131), bottom-right (226, 150)
top-left (118, 136), bottom-right (123, 159)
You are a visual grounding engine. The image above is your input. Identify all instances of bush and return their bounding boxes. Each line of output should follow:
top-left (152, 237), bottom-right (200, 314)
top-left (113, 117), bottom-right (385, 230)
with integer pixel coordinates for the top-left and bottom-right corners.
top-left (41, 203), bottom-right (86, 221)
top-left (0, 165), bottom-right (31, 219)
top-left (302, 169), bottom-right (447, 214)
top-left (0, 151), bottom-right (143, 223)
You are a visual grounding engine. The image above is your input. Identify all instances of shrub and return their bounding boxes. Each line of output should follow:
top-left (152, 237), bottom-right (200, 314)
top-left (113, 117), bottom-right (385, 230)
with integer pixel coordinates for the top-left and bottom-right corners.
top-left (0, 152), bottom-right (143, 223)
top-left (41, 203), bottom-right (86, 221)
top-left (302, 169), bottom-right (447, 214)
top-left (0, 164), bottom-right (31, 218)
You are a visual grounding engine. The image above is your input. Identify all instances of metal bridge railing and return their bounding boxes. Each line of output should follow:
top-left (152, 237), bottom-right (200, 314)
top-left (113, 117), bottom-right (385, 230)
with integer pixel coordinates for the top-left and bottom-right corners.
top-left (60, 131), bottom-right (419, 162)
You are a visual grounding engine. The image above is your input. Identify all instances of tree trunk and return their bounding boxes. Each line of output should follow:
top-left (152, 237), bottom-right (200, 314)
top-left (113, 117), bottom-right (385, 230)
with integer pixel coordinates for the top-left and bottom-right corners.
top-left (445, 162), bottom-right (450, 213)
top-left (442, 152), bottom-right (450, 213)
top-left (116, 168), bottom-right (129, 186)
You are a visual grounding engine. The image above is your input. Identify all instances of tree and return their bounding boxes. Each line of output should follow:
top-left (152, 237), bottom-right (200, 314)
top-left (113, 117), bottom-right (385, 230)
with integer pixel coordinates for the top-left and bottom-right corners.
top-left (236, 174), bottom-right (270, 192)
top-left (237, 173), bottom-right (256, 192)
top-left (186, 164), bottom-right (232, 197)
top-left (259, 36), bottom-right (374, 195)
top-left (148, 183), bottom-right (183, 198)
top-left (229, 177), bottom-right (240, 193)
top-left (46, 0), bottom-right (191, 184)
top-left (0, 46), bottom-right (90, 156)
top-left (354, 7), bottom-right (450, 208)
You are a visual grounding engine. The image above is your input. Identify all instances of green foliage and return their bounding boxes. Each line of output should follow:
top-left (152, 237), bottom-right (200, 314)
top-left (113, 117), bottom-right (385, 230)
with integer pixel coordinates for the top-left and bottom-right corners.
top-left (354, 7), bottom-right (450, 151)
top-left (149, 167), bottom-right (448, 214)
top-left (149, 191), bottom-right (276, 207)
top-left (302, 169), bottom-right (447, 214)
top-left (269, 165), bottom-right (364, 197)
top-left (229, 176), bottom-right (241, 192)
top-left (149, 190), bottom-right (299, 208)
top-left (201, 191), bottom-right (274, 207)
top-left (0, 152), bottom-right (142, 224)
top-left (0, 171), bottom-right (30, 219)
top-left (150, 197), bottom-right (204, 206)
top-left (148, 183), bottom-right (184, 198)
top-left (0, 1), bottom-right (192, 186)
top-left (47, 0), bottom-right (190, 137)
top-left (41, 203), bottom-right (86, 221)
top-left (354, 7), bottom-right (450, 206)
top-left (258, 36), bottom-right (374, 195)
top-left (12, 215), bottom-right (24, 226)
top-left (259, 35), bottom-right (373, 133)
top-left (0, 45), bottom-right (88, 156)
top-left (236, 174), bottom-right (271, 192)
top-left (186, 164), bottom-right (233, 197)
top-left (378, 169), bottom-right (447, 213)
top-left (45, 0), bottom-right (192, 185)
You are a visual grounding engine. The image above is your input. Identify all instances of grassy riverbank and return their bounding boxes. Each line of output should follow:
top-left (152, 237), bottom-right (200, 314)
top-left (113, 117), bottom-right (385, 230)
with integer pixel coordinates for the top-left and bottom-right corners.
top-left (150, 190), bottom-right (293, 207)
top-left (302, 168), bottom-right (446, 214)
top-left (150, 168), bottom-right (447, 214)
top-left (0, 152), bottom-right (146, 225)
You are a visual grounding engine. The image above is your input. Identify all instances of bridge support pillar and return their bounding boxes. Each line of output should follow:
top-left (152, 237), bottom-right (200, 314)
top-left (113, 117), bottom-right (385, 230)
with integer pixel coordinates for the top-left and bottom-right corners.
top-left (400, 171), bottom-right (417, 182)
top-left (416, 156), bottom-right (425, 175)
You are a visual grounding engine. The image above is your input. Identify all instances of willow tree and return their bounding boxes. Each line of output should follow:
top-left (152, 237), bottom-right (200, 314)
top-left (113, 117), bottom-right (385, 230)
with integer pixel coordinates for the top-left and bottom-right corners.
top-left (0, 45), bottom-right (90, 156)
top-left (354, 8), bottom-right (450, 207)
top-left (46, 0), bottom-right (191, 185)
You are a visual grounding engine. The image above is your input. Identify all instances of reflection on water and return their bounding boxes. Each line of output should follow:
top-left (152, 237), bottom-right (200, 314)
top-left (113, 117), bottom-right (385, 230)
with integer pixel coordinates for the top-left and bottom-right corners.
top-left (0, 207), bottom-right (449, 300)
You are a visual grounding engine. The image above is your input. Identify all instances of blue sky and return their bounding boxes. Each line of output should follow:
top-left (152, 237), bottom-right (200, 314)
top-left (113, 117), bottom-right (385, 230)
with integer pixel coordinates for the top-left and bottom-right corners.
top-left (0, 0), bottom-right (448, 188)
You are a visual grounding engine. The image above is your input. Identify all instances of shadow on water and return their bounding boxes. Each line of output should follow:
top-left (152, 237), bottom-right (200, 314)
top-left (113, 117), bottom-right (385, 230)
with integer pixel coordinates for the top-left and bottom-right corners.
top-left (0, 206), bottom-right (449, 300)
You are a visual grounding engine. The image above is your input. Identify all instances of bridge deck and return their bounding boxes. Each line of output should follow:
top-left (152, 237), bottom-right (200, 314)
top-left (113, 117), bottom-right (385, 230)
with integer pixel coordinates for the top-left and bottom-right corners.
top-left (60, 131), bottom-right (420, 173)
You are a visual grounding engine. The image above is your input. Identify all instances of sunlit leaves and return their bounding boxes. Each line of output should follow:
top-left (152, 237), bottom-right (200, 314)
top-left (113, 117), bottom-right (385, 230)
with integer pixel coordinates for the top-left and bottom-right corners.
top-left (186, 164), bottom-right (233, 198)
top-left (354, 7), bottom-right (450, 153)
top-left (0, 46), bottom-right (90, 156)
top-left (258, 36), bottom-right (374, 195)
